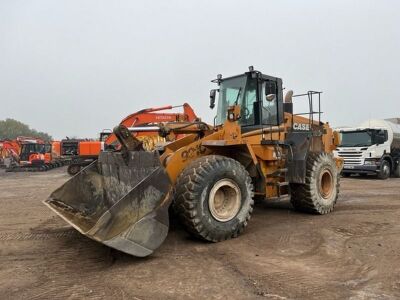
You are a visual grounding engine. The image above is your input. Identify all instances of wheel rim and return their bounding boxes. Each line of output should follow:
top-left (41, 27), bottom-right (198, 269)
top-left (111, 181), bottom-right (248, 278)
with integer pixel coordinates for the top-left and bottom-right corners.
top-left (208, 179), bottom-right (241, 222)
top-left (319, 169), bottom-right (334, 199)
top-left (383, 163), bottom-right (390, 177)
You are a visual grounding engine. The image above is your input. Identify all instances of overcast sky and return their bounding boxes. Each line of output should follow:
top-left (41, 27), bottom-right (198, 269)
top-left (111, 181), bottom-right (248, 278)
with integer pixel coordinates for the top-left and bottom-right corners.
top-left (1, 0), bottom-right (399, 139)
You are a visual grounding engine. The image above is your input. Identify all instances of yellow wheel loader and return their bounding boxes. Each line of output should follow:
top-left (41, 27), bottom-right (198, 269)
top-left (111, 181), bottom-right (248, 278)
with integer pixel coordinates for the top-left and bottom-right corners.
top-left (44, 67), bottom-right (343, 257)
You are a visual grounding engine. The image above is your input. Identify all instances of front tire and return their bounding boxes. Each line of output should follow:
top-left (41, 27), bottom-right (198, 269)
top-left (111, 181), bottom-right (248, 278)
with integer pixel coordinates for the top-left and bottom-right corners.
top-left (377, 160), bottom-right (390, 180)
top-left (290, 152), bottom-right (339, 214)
top-left (173, 155), bottom-right (254, 242)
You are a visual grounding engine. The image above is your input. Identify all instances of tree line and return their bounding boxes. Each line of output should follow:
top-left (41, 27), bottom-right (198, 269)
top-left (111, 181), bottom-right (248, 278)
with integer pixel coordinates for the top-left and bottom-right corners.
top-left (0, 118), bottom-right (52, 141)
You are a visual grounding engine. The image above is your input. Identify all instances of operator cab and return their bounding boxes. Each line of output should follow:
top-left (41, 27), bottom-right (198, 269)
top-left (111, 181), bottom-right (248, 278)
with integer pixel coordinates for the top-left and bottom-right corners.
top-left (210, 67), bottom-right (284, 132)
top-left (20, 143), bottom-right (45, 162)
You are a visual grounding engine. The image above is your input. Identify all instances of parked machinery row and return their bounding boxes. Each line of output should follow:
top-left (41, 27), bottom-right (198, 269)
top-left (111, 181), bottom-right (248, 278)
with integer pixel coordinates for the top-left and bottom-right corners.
top-left (0, 137), bottom-right (75, 172)
top-left (0, 137), bottom-right (60, 171)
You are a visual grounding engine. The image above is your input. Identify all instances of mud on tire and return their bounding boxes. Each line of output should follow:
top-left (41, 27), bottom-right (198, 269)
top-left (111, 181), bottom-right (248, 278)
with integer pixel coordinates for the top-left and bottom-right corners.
top-left (173, 155), bottom-right (254, 242)
top-left (290, 152), bottom-right (339, 214)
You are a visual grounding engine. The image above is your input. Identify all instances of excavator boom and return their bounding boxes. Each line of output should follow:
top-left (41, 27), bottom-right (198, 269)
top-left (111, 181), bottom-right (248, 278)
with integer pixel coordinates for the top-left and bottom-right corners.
top-left (66, 103), bottom-right (198, 175)
top-left (105, 102), bottom-right (197, 146)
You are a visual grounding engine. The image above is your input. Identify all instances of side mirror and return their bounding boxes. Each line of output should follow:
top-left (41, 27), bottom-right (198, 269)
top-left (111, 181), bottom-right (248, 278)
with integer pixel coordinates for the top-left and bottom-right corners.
top-left (376, 130), bottom-right (388, 144)
top-left (266, 94), bottom-right (276, 102)
top-left (210, 89), bottom-right (217, 109)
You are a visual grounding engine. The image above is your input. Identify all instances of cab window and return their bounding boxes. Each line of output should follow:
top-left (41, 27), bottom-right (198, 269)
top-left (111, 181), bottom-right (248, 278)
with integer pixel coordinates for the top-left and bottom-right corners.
top-left (216, 75), bottom-right (258, 126)
top-left (240, 78), bottom-right (257, 126)
top-left (261, 81), bottom-right (278, 126)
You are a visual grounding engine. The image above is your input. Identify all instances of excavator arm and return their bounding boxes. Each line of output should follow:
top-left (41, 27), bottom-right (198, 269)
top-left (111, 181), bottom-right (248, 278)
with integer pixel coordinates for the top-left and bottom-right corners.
top-left (67, 103), bottom-right (199, 175)
top-left (104, 103), bottom-right (198, 146)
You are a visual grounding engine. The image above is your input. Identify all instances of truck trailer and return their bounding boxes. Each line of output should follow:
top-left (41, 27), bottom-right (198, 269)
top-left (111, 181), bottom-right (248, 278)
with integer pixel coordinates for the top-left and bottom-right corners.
top-left (333, 118), bottom-right (400, 179)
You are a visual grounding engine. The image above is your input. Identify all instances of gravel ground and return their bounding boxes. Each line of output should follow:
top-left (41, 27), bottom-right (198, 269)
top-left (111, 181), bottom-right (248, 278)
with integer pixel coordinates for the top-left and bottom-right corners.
top-left (0, 167), bottom-right (399, 299)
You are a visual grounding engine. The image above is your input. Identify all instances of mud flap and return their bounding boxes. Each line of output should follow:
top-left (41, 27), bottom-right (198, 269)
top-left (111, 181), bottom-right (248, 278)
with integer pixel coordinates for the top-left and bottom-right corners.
top-left (44, 151), bottom-right (172, 257)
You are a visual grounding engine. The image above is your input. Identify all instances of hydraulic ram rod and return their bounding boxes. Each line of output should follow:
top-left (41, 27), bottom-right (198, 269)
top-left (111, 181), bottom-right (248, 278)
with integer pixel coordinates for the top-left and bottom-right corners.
top-left (127, 126), bottom-right (160, 132)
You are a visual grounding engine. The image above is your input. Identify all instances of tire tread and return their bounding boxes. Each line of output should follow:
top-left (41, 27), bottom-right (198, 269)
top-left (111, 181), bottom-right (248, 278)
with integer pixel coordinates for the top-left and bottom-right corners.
top-left (174, 155), bottom-right (254, 242)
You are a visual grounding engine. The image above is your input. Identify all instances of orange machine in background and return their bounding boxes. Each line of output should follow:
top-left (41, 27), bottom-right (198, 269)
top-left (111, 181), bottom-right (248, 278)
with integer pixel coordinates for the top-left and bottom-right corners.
top-left (78, 140), bottom-right (103, 157)
top-left (0, 139), bottom-right (20, 167)
top-left (51, 141), bottom-right (61, 159)
top-left (0, 137), bottom-right (70, 171)
top-left (66, 103), bottom-right (198, 175)
top-left (1, 137), bottom-right (48, 170)
top-left (104, 103), bottom-right (197, 146)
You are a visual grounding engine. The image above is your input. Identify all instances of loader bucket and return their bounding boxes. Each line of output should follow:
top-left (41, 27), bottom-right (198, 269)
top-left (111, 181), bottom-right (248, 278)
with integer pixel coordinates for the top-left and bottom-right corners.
top-left (44, 151), bottom-right (172, 257)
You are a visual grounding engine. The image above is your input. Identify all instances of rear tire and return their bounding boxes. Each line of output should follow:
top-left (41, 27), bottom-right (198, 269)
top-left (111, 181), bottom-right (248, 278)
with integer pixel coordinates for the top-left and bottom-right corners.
top-left (393, 161), bottom-right (400, 178)
top-left (290, 152), bottom-right (339, 214)
top-left (173, 155), bottom-right (254, 242)
top-left (377, 160), bottom-right (390, 180)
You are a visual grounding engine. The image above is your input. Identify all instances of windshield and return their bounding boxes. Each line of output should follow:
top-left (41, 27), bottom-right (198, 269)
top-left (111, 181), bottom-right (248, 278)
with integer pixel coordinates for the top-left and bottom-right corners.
top-left (44, 144), bottom-right (52, 153)
top-left (215, 75), bottom-right (257, 126)
top-left (20, 143), bottom-right (45, 161)
top-left (339, 131), bottom-right (373, 147)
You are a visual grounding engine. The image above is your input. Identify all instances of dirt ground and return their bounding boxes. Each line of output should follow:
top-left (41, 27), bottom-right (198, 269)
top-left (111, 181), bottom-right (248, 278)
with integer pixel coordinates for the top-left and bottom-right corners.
top-left (0, 168), bottom-right (399, 300)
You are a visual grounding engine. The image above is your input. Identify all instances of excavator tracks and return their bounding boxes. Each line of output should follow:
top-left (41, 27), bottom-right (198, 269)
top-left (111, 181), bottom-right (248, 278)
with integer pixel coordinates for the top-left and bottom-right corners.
top-left (5, 160), bottom-right (71, 172)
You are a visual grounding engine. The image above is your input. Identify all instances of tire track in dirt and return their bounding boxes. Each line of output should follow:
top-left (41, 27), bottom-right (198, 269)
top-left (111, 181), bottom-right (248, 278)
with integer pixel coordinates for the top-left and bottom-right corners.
top-left (335, 204), bottom-right (400, 212)
top-left (0, 229), bottom-right (78, 241)
top-left (218, 223), bottom-right (387, 299)
top-left (277, 233), bottom-right (290, 246)
top-left (220, 256), bottom-right (279, 298)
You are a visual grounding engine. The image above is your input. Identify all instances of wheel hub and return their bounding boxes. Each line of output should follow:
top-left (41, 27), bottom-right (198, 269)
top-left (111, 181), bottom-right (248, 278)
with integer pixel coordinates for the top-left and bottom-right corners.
top-left (319, 169), bottom-right (334, 199)
top-left (208, 179), bottom-right (241, 222)
top-left (383, 164), bottom-right (390, 176)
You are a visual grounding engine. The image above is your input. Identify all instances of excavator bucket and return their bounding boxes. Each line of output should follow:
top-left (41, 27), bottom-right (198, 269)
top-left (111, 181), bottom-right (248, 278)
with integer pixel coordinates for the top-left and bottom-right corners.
top-left (44, 150), bottom-right (172, 257)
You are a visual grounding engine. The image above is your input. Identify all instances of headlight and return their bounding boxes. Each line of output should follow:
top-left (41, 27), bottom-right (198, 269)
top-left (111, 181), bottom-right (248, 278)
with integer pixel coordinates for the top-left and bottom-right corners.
top-left (364, 159), bottom-right (377, 165)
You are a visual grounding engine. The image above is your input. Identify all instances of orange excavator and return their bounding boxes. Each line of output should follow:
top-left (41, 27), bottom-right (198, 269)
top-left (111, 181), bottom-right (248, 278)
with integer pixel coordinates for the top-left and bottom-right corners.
top-left (0, 137), bottom-right (69, 171)
top-left (0, 140), bottom-right (20, 168)
top-left (1, 137), bottom-right (49, 171)
top-left (67, 103), bottom-right (198, 175)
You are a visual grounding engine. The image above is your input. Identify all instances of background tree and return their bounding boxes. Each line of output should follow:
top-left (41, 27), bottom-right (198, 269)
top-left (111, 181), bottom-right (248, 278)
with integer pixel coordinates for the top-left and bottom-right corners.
top-left (0, 118), bottom-right (52, 141)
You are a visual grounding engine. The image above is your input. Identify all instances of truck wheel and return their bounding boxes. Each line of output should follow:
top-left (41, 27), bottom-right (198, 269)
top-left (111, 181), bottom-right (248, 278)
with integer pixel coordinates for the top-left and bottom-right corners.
top-left (290, 152), bottom-right (339, 214)
top-left (67, 164), bottom-right (81, 176)
top-left (173, 155), bottom-right (254, 242)
top-left (393, 162), bottom-right (400, 178)
top-left (342, 172), bottom-right (351, 178)
top-left (377, 160), bottom-right (390, 180)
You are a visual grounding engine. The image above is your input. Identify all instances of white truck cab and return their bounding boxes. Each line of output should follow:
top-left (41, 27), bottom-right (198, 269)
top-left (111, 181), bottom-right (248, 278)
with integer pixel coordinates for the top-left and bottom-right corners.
top-left (333, 119), bottom-right (400, 179)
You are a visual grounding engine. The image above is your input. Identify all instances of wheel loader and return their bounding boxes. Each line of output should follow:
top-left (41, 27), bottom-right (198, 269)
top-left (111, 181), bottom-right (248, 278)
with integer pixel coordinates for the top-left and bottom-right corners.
top-left (44, 67), bottom-right (343, 257)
